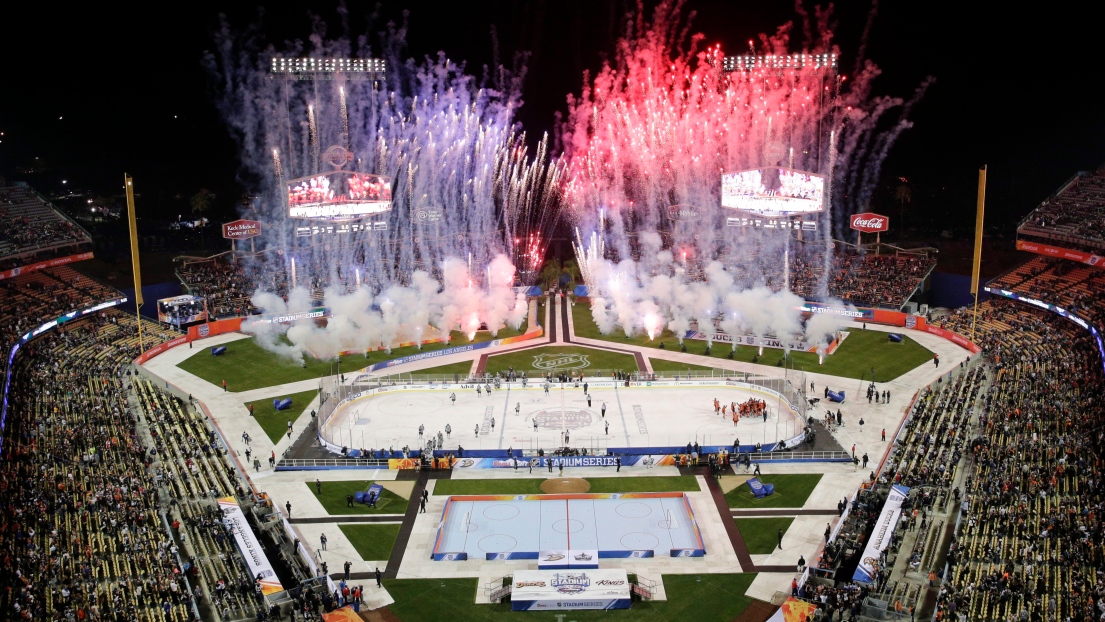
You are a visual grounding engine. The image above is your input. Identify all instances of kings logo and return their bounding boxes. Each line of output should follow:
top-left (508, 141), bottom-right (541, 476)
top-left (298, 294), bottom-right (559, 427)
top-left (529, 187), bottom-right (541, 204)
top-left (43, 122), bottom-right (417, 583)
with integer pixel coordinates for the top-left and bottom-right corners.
top-left (532, 353), bottom-right (590, 370)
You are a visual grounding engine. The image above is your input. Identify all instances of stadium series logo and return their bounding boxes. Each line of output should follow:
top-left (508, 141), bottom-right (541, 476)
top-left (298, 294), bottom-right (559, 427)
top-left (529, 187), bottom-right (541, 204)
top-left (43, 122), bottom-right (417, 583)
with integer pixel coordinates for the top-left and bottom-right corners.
top-left (904, 316), bottom-right (917, 329)
top-left (198, 324), bottom-right (211, 338)
top-left (551, 573), bottom-right (590, 594)
top-left (534, 409), bottom-right (593, 430)
top-left (532, 353), bottom-right (590, 370)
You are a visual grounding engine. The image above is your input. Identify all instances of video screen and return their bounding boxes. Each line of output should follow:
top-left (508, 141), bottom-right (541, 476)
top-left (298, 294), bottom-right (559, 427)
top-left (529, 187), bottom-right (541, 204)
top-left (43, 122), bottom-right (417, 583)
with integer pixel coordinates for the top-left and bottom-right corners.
top-left (157, 295), bottom-right (208, 325)
top-left (721, 167), bottom-right (825, 217)
top-left (287, 171), bottom-right (392, 221)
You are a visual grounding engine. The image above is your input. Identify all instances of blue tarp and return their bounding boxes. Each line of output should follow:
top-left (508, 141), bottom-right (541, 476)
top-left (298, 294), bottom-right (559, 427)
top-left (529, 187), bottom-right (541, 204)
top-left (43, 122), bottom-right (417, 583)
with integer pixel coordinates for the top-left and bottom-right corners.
top-left (210, 346), bottom-right (227, 356)
top-left (574, 285), bottom-right (588, 297)
top-left (273, 397), bottom-right (293, 411)
top-left (827, 390), bottom-right (846, 403)
top-left (523, 285), bottom-right (542, 297)
top-left (888, 333), bottom-right (903, 343)
top-left (355, 483), bottom-right (385, 504)
top-left (746, 477), bottom-right (775, 498)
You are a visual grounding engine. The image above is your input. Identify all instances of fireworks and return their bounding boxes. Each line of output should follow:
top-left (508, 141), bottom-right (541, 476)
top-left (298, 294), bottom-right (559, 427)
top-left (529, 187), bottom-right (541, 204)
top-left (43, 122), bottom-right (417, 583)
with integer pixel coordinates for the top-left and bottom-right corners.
top-left (559, 0), bottom-right (920, 347)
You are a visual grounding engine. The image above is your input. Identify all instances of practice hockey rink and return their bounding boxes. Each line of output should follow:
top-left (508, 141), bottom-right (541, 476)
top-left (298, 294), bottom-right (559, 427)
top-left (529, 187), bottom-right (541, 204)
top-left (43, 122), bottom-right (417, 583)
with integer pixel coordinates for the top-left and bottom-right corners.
top-left (432, 492), bottom-right (706, 560)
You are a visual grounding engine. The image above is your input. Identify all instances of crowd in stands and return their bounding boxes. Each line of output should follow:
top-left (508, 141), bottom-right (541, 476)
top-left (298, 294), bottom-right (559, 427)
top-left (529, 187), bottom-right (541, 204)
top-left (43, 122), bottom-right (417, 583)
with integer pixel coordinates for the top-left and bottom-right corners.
top-left (133, 379), bottom-right (273, 621)
top-left (989, 255), bottom-right (1105, 328)
top-left (789, 250), bottom-right (936, 310)
top-left (0, 266), bottom-right (129, 353)
top-left (0, 186), bottom-right (90, 257)
top-left (931, 298), bottom-right (1105, 620)
top-left (177, 258), bottom-right (289, 319)
top-left (797, 293), bottom-right (1102, 620)
top-left (0, 312), bottom-right (194, 621)
top-left (1019, 167), bottom-right (1105, 248)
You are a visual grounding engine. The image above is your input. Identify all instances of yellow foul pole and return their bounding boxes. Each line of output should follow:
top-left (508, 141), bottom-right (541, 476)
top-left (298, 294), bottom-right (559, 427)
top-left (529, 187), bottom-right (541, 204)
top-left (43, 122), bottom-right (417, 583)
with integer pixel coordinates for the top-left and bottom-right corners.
top-left (125, 175), bottom-right (145, 354)
top-left (970, 166), bottom-right (987, 342)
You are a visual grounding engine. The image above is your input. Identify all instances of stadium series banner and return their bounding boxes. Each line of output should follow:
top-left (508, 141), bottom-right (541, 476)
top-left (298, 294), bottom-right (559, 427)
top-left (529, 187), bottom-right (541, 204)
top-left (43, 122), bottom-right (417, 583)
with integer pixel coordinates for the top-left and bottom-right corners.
top-left (852, 484), bottom-right (910, 584)
top-left (359, 326), bottom-right (543, 373)
top-left (218, 497), bottom-right (284, 595)
top-left (510, 569), bottom-right (631, 611)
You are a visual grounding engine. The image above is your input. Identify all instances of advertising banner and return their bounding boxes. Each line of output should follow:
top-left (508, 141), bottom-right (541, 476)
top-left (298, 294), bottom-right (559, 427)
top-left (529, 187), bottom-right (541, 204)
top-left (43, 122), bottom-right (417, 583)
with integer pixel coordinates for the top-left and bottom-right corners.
top-left (921, 325), bottom-right (981, 354)
top-left (217, 496), bottom-right (284, 595)
top-left (1016, 239), bottom-right (1103, 266)
top-left (510, 569), bottom-right (631, 611)
top-left (360, 326), bottom-right (543, 373)
top-left (133, 335), bottom-right (189, 366)
top-left (850, 212), bottom-right (890, 233)
top-left (222, 219), bottom-right (262, 240)
top-left (852, 484), bottom-right (909, 583)
top-left (0, 251), bottom-right (94, 281)
top-left (449, 454), bottom-right (676, 470)
top-left (684, 330), bottom-right (814, 352)
top-left (187, 317), bottom-right (244, 340)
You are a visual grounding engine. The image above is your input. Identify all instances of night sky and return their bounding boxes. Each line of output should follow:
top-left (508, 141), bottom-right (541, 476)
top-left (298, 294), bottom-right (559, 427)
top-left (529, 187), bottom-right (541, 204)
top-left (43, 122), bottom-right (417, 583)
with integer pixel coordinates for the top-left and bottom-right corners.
top-left (1, 1), bottom-right (1102, 234)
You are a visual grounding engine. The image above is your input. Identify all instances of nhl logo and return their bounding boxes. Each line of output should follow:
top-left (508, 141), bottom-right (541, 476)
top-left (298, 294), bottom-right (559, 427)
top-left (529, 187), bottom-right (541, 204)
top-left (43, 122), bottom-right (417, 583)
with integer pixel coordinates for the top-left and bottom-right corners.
top-left (198, 324), bottom-right (211, 338)
top-left (532, 353), bottom-right (590, 370)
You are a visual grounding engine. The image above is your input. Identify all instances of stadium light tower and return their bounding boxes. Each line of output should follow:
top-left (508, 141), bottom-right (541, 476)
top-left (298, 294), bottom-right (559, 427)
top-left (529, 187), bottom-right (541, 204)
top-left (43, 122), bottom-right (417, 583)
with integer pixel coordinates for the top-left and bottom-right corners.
top-left (270, 57), bottom-right (386, 81)
top-left (721, 53), bottom-right (838, 73)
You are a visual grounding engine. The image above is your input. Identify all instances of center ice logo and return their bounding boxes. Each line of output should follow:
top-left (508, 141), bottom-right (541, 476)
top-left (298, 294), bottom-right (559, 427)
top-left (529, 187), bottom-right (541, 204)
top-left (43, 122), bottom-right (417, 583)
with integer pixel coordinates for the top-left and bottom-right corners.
top-left (532, 353), bottom-right (590, 370)
top-left (534, 409), bottom-right (593, 430)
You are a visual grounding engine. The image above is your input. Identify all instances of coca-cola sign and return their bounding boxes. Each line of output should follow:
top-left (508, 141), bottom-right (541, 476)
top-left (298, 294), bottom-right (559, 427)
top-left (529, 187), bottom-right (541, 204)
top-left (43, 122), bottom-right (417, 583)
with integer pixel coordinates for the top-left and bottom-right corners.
top-left (222, 219), bottom-right (262, 240)
top-left (850, 213), bottom-right (889, 233)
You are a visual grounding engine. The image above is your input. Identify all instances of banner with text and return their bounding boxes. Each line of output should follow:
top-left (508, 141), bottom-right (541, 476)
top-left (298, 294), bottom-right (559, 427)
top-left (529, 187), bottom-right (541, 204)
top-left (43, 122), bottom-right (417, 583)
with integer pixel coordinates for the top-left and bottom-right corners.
top-left (0, 251), bottom-right (94, 281)
top-left (852, 484), bottom-right (909, 584)
top-left (218, 496), bottom-right (284, 595)
top-left (1016, 239), bottom-right (1104, 266)
top-left (510, 569), bottom-right (630, 611)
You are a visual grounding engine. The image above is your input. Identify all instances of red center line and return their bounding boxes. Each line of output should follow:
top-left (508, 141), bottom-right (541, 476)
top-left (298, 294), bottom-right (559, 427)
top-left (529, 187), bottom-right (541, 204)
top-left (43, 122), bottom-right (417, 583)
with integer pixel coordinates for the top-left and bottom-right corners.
top-left (565, 498), bottom-right (571, 550)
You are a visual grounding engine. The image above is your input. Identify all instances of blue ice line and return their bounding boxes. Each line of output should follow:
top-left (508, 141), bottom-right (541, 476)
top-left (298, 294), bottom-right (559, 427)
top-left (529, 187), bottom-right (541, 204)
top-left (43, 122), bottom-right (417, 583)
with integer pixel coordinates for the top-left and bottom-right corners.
top-left (613, 382), bottom-right (631, 446)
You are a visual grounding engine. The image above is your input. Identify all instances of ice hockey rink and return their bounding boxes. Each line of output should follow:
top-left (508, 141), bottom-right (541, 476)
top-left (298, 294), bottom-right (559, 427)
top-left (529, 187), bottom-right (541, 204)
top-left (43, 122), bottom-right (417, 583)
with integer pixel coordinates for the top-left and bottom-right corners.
top-left (433, 493), bottom-right (706, 560)
top-left (321, 378), bottom-right (805, 454)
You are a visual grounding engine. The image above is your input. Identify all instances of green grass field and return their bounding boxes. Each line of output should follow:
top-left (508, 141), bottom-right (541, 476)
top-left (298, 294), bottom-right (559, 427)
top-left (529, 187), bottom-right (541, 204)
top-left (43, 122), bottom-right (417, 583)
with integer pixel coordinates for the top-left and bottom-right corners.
top-left (179, 327), bottom-right (527, 392)
top-left (484, 345), bottom-right (638, 375)
top-left (339, 524), bottom-right (401, 562)
top-left (573, 303), bottom-right (932, 382)
top-left (735, 517), bottom-right (795, 554)
top-left (384, 573), bottom-right (760, 621)
top-left (431, 475), bottom-right (699, 496)
top-left (246, 389), bottom-right (319, 444)
top-left (725, 474), bottom-right (824, 509)
top-left (307, 480), bottom-right (408, 515)
top-left (648, 358), bottom-right (719, 373)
